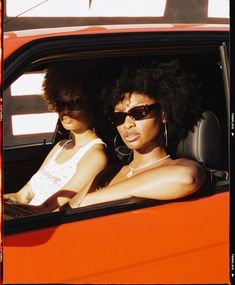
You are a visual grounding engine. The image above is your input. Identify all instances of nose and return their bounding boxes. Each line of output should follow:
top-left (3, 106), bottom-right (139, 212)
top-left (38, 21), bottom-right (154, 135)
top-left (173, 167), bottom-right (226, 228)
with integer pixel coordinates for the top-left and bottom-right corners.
top-left (123, 115), bottom-right (135, 129)
top-left (61, 105), bottom-right (70, 115)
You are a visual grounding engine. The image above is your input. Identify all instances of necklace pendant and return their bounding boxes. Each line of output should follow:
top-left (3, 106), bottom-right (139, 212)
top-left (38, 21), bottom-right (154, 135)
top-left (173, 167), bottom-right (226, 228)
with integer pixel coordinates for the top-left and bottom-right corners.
top-left (126, 170), bottom-right (134, 178)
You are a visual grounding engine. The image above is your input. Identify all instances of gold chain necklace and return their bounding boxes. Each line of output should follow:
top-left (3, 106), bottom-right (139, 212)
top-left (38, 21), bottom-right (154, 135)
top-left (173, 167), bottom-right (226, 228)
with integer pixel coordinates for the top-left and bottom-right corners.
top-left (126, 155), bottom-right (170, 178)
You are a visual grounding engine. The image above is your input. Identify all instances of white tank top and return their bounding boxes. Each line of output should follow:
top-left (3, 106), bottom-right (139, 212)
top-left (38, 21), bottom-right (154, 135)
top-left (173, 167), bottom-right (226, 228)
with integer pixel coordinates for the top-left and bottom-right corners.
top-left (29, 138), bottom-right (105, 206)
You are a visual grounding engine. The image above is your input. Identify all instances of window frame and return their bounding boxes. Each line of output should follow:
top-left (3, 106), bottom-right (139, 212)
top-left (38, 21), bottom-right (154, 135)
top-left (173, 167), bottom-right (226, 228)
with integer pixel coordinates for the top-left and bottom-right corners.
top-left (3, 30), bottom-right (230, 235)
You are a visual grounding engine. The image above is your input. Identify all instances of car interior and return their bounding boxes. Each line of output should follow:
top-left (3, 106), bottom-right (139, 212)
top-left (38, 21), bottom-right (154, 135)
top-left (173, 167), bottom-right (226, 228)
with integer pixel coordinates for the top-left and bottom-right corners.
top-left (3, 43), bottom-right (230, 222)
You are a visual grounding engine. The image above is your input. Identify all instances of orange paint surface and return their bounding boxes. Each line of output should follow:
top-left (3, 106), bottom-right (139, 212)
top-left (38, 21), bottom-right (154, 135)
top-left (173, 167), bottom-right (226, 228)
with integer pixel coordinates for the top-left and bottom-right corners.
top-left (3, 192), bottom-right (229, 284)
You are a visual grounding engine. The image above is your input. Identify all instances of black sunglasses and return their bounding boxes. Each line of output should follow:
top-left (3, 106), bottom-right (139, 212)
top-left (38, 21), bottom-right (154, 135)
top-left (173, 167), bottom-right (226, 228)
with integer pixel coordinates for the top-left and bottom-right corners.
top-left (55, 97), bottom-right (84, 112)
top-left (110, 103), bottom-right (161, 126)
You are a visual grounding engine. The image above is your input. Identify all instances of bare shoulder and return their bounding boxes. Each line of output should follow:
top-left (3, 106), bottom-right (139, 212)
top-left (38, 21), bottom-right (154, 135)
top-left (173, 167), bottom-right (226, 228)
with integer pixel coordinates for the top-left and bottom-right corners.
top-left (51, 139), bottom-right (68, 150)
top-left (169, 157), bottom-right (201, 168)
top-left (57, 139), bottom-right (69, 146)
top-left (41, 139), bottom-right (68, 164)
top-left (48, 139), bottom-right (68, 155)
top-left (170, 158), bottom-right (206, 184)
top-left (82, 143), bottom-right (108, 165)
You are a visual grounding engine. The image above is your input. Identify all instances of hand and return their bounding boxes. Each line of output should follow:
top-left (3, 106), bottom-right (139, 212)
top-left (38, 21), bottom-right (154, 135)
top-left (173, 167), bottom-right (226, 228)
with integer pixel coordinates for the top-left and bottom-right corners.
top-left (4, 194), bottom-right (20, 204)
top-left (67, 191), bottom-right (87, 209)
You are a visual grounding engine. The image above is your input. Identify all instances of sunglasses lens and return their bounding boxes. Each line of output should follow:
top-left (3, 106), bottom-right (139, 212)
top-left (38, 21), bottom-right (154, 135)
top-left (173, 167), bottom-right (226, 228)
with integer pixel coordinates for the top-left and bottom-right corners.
top-left (130, 106), bottom-right (148, 120)
top-left (111, 113), bottom-right (126, 126)
top-left (55, 101), bottom-right (65, 112)
top-left (68, 98), bottom-right (84, 110)
top-left (111, 106), bottom-right (149, 125)
top-left (110, 104), bottom-right (158, 126)
top-left (55, 98), bottom-right (84, 111)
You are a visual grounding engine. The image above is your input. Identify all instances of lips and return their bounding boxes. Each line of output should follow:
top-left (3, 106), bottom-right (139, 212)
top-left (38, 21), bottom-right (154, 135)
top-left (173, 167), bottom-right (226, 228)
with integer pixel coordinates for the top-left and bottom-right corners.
top-left (123, 131), bottom-right (140, 142)
top-left (62, 116), bottom-right (72, 124)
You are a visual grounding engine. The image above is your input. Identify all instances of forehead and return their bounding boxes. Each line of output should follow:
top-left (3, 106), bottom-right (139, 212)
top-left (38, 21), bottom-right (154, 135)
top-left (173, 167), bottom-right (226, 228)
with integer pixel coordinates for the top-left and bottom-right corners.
top-left (114, 92), bottom-right (156, 111)
top-left (57, 85), bottom-right (83, 100)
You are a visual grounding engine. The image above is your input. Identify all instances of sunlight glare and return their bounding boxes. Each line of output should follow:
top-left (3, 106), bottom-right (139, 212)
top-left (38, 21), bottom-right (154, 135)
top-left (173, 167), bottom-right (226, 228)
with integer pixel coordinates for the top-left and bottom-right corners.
top-left (12, 113), bottom-right (58, 135)
top-left (208, 0), bottom-right (229, 18)
top-left (6, 0), bottom-right (166, 17)
top-left (11, 73), bottom-right (45, 96)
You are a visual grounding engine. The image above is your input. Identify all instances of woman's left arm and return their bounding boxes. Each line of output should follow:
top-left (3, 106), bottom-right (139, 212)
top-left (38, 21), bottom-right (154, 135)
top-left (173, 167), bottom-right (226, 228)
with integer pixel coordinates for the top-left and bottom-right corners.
top-left (75, 159), bottom-right (206, 208)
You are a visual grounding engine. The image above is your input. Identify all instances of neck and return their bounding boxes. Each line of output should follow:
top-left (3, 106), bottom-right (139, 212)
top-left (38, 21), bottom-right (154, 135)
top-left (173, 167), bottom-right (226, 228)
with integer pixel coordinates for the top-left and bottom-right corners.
top-left (132, 146), bottom-right (168, 166)
top-left (126, 149), bottom-right (170, 178)
top-left (70, 129), bottom-right (97, 147)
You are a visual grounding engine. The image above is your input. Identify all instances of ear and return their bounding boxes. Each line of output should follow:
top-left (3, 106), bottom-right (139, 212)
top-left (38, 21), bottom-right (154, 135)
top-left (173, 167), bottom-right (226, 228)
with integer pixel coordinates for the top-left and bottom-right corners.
top-left (161, 111), bottom-right (167, 124)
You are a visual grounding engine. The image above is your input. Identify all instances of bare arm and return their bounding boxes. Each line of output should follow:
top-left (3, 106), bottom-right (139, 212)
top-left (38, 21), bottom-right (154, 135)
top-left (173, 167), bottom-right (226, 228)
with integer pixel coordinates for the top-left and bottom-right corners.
top-left (4, 184), bottom-right (34, 204)
top-left (3, 141), bottom-right (65, 205)
top-left (70, 159), bottom-right (206, 208)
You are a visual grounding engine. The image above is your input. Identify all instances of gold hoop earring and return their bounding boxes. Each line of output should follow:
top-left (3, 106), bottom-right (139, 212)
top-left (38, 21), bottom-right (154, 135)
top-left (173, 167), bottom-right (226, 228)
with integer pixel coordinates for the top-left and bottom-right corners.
top-left (114, 134), bottom-right (133, 162)
top-left (164, 123), bottom-right (168, 148)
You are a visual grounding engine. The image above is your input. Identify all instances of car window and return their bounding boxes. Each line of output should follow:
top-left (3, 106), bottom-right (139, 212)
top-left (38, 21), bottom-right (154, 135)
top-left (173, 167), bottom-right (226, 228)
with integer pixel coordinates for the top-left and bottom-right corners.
top-left (3, 35), bottom-right (229, 233)
top-left (3, 71), bottom-right (58, 148)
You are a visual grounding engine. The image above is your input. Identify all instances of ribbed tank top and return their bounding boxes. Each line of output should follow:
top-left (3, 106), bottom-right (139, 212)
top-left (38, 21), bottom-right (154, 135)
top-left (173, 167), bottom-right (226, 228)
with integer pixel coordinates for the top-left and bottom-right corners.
top-left (29, 138), bottom-right (105, 205)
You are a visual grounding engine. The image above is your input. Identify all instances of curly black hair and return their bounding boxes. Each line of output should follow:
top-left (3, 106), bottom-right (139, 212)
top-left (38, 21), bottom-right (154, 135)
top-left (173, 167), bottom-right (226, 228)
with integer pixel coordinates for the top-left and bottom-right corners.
top-left (104, 59), bottom-right (203, 144)
top-left (42, 62), bottom-right (107, 138)
top-left (42, 62), bottom-right (100, 113)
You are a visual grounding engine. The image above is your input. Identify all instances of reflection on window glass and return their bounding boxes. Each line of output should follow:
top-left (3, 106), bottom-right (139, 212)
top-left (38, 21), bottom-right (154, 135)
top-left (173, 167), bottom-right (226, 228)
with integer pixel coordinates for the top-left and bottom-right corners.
top-left (6, 0), bottom-right (166, 17)
top-left (6, 0), bottom-right (44, 17)
top-left (12, 113), bottom-right (58, 135)
top-left (208, 0), bottom-right (229, 18)
top-left (11, 73), bottom-right (45, 96)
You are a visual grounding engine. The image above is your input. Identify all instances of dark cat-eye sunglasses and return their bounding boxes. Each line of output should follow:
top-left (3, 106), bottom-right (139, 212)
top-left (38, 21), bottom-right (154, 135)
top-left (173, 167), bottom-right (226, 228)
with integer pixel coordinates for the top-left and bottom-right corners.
top-left (110, 103), bottom-right (161, 126)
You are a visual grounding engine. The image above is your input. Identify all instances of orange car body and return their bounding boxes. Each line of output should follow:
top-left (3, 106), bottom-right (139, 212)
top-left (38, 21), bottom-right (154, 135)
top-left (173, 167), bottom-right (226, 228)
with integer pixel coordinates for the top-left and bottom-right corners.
top-left (4, 192), bottom-right (229, 284)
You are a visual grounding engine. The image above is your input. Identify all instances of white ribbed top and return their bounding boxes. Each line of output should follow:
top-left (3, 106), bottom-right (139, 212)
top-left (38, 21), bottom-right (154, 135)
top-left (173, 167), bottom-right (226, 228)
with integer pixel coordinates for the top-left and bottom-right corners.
top-left (29, 138), bottom-right (105, 205)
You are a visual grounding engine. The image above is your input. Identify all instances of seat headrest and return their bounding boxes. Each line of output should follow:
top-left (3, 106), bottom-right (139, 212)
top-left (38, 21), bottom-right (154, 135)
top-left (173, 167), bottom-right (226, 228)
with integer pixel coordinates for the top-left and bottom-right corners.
top-left (177, 111), bottom-right (221, 168)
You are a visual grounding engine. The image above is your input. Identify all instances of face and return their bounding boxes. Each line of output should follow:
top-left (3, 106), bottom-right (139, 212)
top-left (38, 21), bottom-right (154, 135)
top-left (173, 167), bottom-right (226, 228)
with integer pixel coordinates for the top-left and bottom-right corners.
top-left (113, 92), bottom-right (165, 151)
top-left (56, 87), bottom-right (92, 133)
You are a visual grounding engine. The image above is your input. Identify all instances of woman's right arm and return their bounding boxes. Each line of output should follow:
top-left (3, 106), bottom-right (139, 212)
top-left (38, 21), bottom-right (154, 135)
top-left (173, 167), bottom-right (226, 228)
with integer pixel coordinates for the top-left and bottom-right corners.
top-left (68, 159), bottom-right (206, 208)
top-left (4, 183), bottom-right (34, 204)
top-left (4, 140), bottom-right (65, 205)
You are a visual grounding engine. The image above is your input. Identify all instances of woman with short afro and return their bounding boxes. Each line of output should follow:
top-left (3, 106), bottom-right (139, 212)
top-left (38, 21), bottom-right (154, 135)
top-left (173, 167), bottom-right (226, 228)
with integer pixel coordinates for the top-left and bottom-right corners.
top-left (4, 63), bottom-right (108, 213)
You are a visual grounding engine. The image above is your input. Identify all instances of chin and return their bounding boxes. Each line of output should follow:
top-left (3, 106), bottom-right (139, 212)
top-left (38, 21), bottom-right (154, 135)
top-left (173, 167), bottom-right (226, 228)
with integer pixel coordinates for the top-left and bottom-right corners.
top-left (62, 124), bottom-right (74, 131)
top-left (124, 140), bottom-right (141, 150)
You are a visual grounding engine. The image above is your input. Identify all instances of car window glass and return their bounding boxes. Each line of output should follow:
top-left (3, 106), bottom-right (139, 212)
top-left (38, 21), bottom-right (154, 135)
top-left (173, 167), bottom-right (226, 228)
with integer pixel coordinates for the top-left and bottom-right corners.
top-left (3, 71), bottom-right (58, 148)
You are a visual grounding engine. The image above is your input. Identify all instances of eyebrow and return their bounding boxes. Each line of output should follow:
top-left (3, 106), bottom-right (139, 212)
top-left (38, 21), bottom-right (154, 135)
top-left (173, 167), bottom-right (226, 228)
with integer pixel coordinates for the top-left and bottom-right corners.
top-left (114, 102), bottom-right (151, 112)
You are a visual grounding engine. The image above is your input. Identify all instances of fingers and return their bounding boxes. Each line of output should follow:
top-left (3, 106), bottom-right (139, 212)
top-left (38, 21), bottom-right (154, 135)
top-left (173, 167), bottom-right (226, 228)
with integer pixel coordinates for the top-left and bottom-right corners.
top-left (4, 195), bottom-right (19, 204)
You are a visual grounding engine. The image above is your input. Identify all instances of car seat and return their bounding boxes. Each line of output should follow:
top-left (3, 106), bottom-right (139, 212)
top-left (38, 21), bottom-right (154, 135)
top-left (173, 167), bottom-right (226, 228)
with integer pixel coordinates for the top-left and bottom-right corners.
top-left (177, 110), bottom-right (229, 182)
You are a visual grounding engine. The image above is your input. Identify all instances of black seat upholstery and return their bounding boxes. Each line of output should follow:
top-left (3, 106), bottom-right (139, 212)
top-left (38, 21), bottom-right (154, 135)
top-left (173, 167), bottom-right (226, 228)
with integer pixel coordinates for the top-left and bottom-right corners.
top-left (177, 110), bottom-right (228, 180)
top-left (177, 111), bottom-right (221, 168)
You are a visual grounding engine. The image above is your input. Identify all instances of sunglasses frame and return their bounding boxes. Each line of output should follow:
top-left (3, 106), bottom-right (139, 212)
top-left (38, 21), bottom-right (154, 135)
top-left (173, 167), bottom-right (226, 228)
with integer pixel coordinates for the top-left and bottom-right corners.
top-left (55, 97), bottom-right (84, 112)
top-left (110, 102), bottom-right (161, 126)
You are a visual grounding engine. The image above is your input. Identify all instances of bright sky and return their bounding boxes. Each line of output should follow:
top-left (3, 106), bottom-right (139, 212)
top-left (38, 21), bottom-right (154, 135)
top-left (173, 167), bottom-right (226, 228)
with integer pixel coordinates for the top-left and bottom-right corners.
top-left (6, 0), bottom-right (167, 17)
top-left (12, 113), bottom-right (58, 135)
top-left (6, 0), bottom-right (229, 18)
top-left (11, 73), bottom-right (44, 96)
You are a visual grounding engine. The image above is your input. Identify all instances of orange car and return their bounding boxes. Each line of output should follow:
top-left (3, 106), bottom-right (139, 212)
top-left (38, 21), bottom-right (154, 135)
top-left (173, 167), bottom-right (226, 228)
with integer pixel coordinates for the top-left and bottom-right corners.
top-left (2, 5), bottom-right (230, 285)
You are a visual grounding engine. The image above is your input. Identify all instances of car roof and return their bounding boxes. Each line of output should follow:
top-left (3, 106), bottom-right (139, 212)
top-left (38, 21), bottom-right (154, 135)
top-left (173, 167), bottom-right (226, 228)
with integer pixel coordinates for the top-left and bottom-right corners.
top-left (3, 23), bottom-right (229, 60)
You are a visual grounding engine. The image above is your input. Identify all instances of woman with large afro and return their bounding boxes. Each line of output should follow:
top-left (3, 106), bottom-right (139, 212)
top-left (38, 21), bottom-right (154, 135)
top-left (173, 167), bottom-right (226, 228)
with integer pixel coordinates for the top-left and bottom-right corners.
top-left (66, 59), bottom-right (207, 208)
